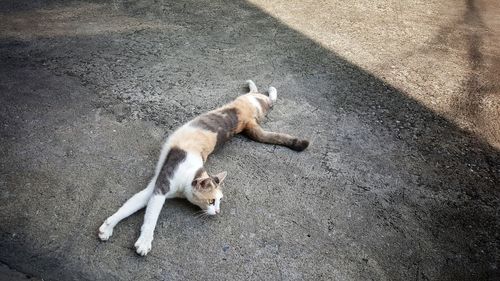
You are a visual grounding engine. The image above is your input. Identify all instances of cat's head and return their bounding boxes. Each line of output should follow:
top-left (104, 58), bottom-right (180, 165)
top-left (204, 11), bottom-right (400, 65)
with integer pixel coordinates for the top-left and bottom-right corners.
top-left (191, 171), bottom-right (227, 216)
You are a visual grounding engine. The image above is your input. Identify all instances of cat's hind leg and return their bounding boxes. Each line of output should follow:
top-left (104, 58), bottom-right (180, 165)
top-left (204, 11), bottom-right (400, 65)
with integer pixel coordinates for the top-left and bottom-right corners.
top-left (243, 120), bottom-right (309, 151)
top-left (246, 80), bottom-right (258, 93)
top-left (98, 181), bottom-right (155, 241)
top-left (268, 86), bottom-right (277, 104)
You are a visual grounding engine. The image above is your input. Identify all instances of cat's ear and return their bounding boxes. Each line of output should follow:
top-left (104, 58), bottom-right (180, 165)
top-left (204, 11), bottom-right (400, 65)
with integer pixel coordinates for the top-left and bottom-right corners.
top-left (192, 177), bottom-right (211, 189)
top-left (213, 171), bottom-right (227, 185)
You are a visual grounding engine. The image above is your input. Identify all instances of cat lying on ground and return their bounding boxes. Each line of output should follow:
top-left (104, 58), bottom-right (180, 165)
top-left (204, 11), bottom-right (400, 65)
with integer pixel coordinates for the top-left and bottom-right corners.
top-left (98, 80), bottom-right (309, 256)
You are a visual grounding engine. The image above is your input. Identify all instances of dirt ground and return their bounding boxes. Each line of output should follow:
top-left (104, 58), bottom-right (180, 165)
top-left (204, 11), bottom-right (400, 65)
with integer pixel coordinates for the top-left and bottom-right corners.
top-left (0, 0), bottom-right (499, 280)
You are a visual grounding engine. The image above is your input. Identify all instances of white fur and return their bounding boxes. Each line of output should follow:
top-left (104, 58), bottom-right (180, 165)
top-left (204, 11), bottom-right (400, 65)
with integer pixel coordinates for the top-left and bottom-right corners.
top-left (246, 80), bottom-right (258, 93)
top-left (207, 205), bottom-right (217, 215)
top-left (98, 140), bottom-right (204, 256)
top-left (268, 86), bottom-right (277, 103)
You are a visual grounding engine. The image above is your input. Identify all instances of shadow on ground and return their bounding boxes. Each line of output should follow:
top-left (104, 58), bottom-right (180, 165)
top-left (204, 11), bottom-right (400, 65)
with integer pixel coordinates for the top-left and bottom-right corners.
top-left (432, 0), bottom-right (500, 149)
top-left (0, 0), bottom-right (498, 280)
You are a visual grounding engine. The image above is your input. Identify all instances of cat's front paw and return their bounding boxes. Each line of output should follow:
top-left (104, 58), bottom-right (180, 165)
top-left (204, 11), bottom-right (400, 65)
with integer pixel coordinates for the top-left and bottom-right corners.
top-left (98, 220), bottom-right (114, 241)
top-left (134, 235), bottom-right (153, 256)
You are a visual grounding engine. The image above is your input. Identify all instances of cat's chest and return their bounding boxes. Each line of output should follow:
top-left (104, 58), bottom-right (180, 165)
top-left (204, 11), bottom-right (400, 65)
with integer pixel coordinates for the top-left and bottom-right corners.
top-left (174, 190), bottom-right (186, 198)
top-left (165, 151), bottom-right (202, 197)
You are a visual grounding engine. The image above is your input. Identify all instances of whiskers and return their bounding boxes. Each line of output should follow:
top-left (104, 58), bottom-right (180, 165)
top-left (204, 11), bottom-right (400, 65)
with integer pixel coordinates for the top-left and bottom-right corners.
top-left (193, 209), bottom-right (209, 219)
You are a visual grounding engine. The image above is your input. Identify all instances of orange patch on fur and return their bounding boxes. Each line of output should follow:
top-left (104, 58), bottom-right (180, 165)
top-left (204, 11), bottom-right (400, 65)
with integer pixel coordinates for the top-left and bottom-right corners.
top-left (169, 126), bottom-right (218, 160)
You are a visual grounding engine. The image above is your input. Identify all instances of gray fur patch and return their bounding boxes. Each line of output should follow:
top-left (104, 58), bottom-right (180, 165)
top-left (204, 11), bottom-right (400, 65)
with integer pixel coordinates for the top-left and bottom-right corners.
top-left (191, 108), bottom-right (239, 149)
top-left (154, 147), bottom-right (187, 194)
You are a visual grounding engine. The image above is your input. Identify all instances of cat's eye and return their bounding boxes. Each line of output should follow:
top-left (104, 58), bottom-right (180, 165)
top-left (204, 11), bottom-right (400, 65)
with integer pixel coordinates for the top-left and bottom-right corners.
top-left (208, 199), bottom-right (215, 205)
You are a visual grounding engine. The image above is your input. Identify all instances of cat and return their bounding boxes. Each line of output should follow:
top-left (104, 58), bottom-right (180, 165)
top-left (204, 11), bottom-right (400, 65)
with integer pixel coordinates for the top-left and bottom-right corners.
top-left (98, 80), bottom-right (309, 256)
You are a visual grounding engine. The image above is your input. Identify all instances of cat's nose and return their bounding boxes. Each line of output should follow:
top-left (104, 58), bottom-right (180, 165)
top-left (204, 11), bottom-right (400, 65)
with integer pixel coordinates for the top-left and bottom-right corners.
top-left (215, 209), bottom-right (220, 214)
